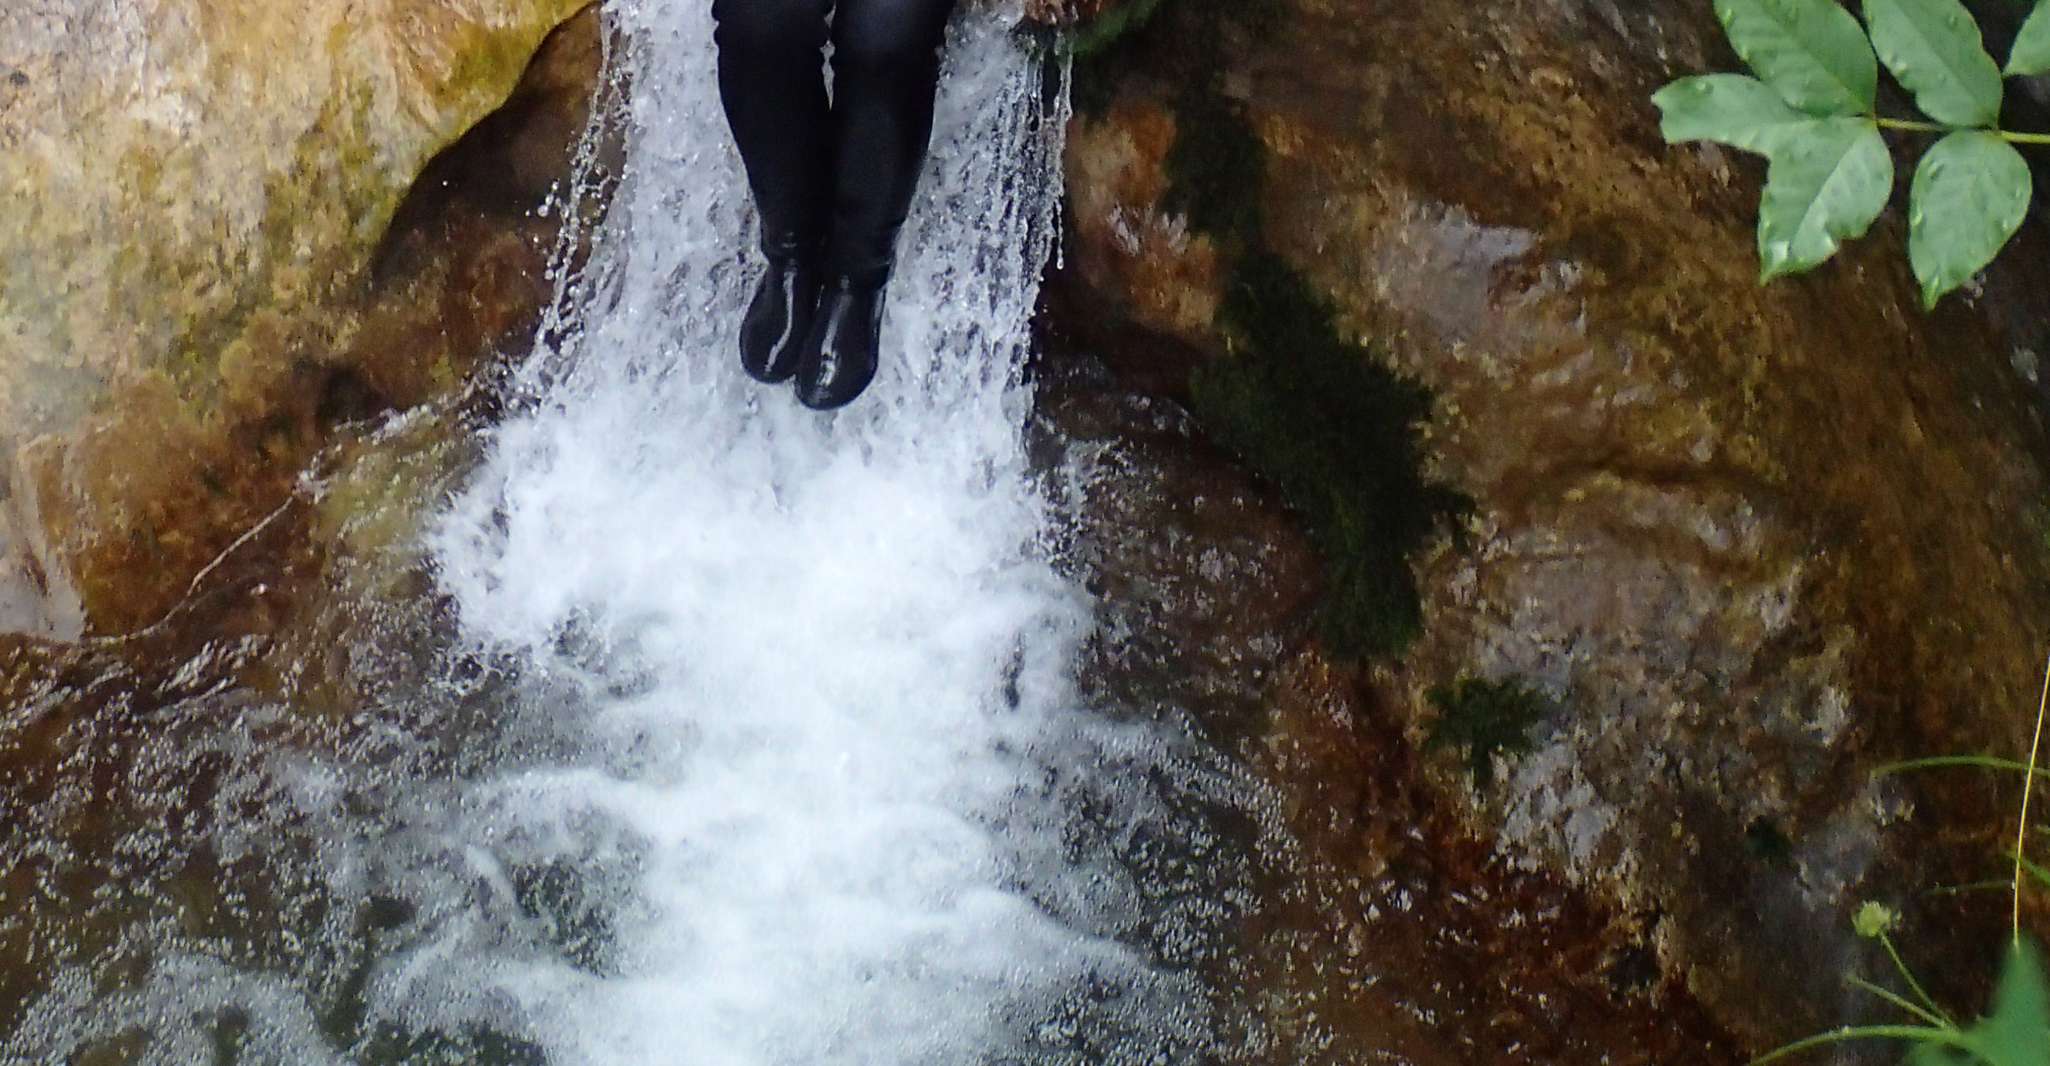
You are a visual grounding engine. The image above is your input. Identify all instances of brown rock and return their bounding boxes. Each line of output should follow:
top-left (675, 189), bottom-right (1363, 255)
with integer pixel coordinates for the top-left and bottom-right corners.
top-left (0, 10), bottom-right (619, 1033)
top-left (1034, 352), bottom-right (1742, 1061)
top-left (1054, 0), bottom-right (2050, 1051)
top-left (0, 0), bottom-right (601, 637)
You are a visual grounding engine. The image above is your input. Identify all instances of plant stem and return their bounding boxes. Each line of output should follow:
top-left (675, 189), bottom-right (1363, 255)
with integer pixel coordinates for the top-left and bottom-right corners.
top-left (1874, 755), bottom-right (2050, 781)
top-left (1846, 976), bottom-right (1949, 1028)
top-left (1868, 117), bottom-right (2050, 145)
top-left (2017, 651), bottom-right (2050, 947)
top-left (1749, 1024), bottom-right (1969, 1065)
top-left (1876, 931), bottom-right (1950, 1025)
top-left (2007, 849), bottom-right (2050, 890)
top-left (1923, 879), bottom-right (2014, 898)
top-left (1874, 117), bottom-right (1950, 134)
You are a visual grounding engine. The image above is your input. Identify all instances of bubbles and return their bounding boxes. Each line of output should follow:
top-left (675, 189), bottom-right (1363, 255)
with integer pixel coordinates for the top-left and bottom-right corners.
top-left (414, 0), bottom-right (1214, 1061)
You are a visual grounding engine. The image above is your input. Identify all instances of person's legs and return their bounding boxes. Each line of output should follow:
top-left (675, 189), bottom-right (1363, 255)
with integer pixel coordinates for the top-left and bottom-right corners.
top-left (793, 0), bottom-right (958, 410)
top-left (823, 0), bottom-right (958, 282)
top-left (713, 0), bottom-right (835, 383)
top-left (713, 0), bottom-right (834, 245)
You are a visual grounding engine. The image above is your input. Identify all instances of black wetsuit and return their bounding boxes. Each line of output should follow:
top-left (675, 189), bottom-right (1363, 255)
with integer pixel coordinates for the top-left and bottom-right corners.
top-left (713, 0), bottom-right (958, 283)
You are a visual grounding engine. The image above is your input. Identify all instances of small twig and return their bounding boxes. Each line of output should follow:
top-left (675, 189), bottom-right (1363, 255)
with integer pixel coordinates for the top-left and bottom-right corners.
top-left (184, 498), bottom-right (295, 598)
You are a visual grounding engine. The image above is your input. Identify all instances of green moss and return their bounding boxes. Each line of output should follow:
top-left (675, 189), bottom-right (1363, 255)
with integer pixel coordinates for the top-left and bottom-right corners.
top-left (1068, 0), bottom-right (1174, 58)
top-left (1193, 253), bottom-right (1471, 657)
top-left (1066, 0), bottom-right (1167, 115)
top-left (1071, 0), bottom-right (1278, 115)
top-left (1424, 676), bottom-right (1553, 790)
top-left (1075, 0), bottom-right (1466, 659)
top-left (1144, 0), bottom-right (1269, 244)
top-left (1160, 85), bottom-right (1267, 244)
top-left (1069, 35), bottom-right (1131, 115)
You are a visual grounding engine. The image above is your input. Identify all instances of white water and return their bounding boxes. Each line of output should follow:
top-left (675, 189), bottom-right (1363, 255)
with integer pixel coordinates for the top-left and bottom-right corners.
top-left (0, 3), bottom-right (1249, 1061)
top-left (405, 1), bottom-right (1202, 1060)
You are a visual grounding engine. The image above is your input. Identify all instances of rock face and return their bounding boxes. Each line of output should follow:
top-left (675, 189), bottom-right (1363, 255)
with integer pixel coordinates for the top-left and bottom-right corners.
top-left (1034, 353), bottom-right (1745, 1061)
top-left (1054, 0), bottom-right (2050, 1052)
top-left (0, 0), bottom-right (596, 637)
top-left (0, 6), bottom-right (615, 1037)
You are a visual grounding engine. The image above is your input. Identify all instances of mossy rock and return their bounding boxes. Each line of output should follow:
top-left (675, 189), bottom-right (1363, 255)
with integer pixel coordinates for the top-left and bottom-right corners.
top-left (1055, 0), bottom-right (2050, 1053)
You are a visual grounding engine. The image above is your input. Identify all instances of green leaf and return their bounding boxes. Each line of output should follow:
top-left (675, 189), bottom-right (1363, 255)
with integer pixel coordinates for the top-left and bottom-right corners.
top-left (1864, 0), bottom-right (2005, 127)
top-left (1654, 74), bottom-right (1818, 152)
top-left (1715, 0), bottom-right (1879, 114)
top-left (1907, 129), bottom-right (2032, 307)
top-left (1756, 117), bottom-right (1893, 280)
top-left (1969, 940), bottom-right (2050, 1066)
top-left (1905, 1045), bottom-right (1973, 1066)
top-left (2011, 0), bottom-right (2050, 76)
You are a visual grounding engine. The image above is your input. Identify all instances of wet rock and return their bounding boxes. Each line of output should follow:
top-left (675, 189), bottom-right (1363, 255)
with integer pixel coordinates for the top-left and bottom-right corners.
top-left (0, 8), bottom-right (618, 1035)
top-left (0, 0), bottom-right (600, 636)
top-left (1053, 0), bottom-right (2050, 1051)
top-left (1036, 356), bottom-right (1319, 735)
top-left (1034, 352), bottom-right (1742, 1061)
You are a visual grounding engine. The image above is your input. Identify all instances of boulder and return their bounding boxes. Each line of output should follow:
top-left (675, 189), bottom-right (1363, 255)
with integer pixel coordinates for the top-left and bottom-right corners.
top-left (1034, 352), bottom-right (1745, 1060)
top-left (0, 0), bottom-right (599, 637)
top-left (1053, 0), bottom-right (2050, 1051)
top-left (0, 5), bottom-right (616, 1035)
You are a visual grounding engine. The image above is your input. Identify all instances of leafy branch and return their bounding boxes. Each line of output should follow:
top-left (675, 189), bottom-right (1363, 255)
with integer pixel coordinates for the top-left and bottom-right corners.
top-left (1654, 0), bottom-right (2050, 307)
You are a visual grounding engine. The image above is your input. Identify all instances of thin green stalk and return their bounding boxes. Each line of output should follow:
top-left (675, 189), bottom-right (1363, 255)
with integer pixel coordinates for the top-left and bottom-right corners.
top-left (1874, 116), bottom-right (1951, 134)
top-left (1845, 976), bottom-right (1950, 1029)
top-left (2017, 652), bottom-right (2050, 947)
top-left (1923, 879), bottom-right (2016, 898)
top-left (1749, 1024), bottom-right (1971, 1064)
top-left (1867, 116), bottom-right (2050, 146)
top-left (1874, 755), bottom-right (2050, 782)
top-left (2006, 849), bottom-right (2050, 890)
top-left (1876, 930), bottom-right (1951, 1025)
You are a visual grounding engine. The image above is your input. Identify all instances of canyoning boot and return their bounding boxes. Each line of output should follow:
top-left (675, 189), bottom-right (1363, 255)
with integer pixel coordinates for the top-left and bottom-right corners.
top-left (794, 275), bottom-right (886, 410)
top-left (738, 233), bottom-right (824, 384)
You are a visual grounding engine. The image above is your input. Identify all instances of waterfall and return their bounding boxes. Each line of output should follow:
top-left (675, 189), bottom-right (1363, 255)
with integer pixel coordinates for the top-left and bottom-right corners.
top-left (412, 1), bottom-right (1202, 1059)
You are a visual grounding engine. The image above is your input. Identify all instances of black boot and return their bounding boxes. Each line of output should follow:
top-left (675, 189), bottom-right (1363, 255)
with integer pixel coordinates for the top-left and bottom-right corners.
top-left (794, 276), bottom-right (885, 410)
top-left (739, 234), bottom-right (823, 384)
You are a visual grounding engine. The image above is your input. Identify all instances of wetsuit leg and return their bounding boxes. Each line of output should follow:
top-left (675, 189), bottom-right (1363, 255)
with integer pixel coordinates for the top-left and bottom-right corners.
top-left (712, 0), bottom-right (835, 247)
top-left (824, 0), bottom-right (959, 283)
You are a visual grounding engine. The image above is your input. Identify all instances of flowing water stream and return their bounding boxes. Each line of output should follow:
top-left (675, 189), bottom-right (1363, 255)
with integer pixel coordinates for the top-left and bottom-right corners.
top-left (2, 2), bottom-right (1260, 1061)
